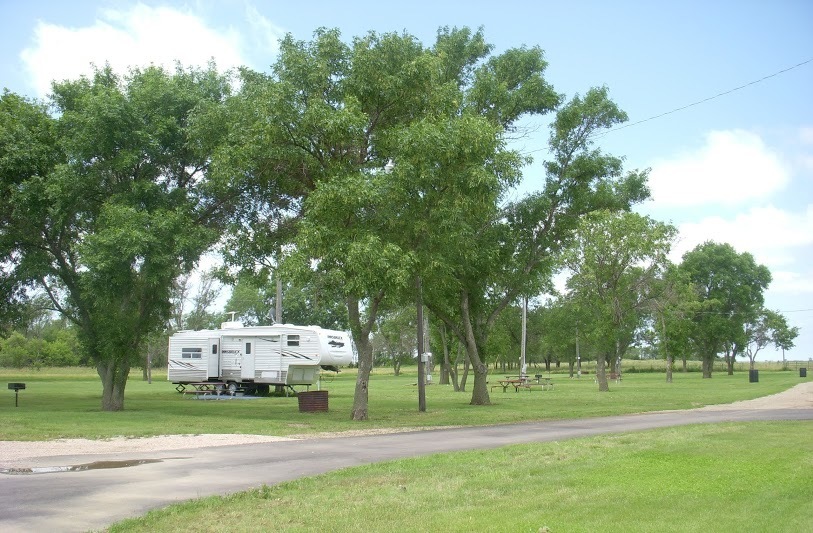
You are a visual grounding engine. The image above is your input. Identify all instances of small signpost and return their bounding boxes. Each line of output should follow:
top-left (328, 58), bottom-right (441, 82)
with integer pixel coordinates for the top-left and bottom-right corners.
top-left (8, 382), bottom-right (25, 407)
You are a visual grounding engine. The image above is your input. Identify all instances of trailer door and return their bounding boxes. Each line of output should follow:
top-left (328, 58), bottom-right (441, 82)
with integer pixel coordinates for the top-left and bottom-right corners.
top-left (241, 340), bottom-right (255, 380)
top-left (207, 338), bottom-right (220, 379)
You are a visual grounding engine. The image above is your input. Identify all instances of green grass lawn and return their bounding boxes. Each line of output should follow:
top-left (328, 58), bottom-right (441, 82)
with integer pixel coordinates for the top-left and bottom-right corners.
top-left (107, 421), bottom-right (813, 532)
top-left (3, 366), bottom-right (810, 531)
top-left (0, 366), bottom-right (808, 440)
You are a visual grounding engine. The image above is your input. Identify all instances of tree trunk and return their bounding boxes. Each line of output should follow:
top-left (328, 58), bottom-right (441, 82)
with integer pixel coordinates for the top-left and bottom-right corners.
top-left (97, 359), bottom-right (130, 411)
top-left (464, 339), bottom-right (489, 404)
top-left (660, 316), bottom-right (672, 383)
top-left (347, 295), bottom-right (380, 421)
top-left (351, 334), bottom-right (373, 420)
top-left (459, 292), bottom-right (490, 406)
top-left (469, 357), bottom-right (490, 405)
top-left (614, 339), bottom-right (622, 376)
top-left (440, 325), bottom-right (450, 385)
top-left (568, 360), bottom-right (574, 378)
top-left (393, 360), bottom-right (401, 376)
top-left (725, 348), bottom-right (734, 375)
top-left (702, 356), bottom-right (713, 378)
top-left (458, 344), bottom-right (468, 392)
top-left (596, 353), bottom-right (609, 392)
top-left (449, 364), bottom-right (459, 391)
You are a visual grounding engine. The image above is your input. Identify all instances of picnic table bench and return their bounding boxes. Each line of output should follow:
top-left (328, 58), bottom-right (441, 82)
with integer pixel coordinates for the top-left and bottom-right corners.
top-left (178, 382), bottom-right (230, 399)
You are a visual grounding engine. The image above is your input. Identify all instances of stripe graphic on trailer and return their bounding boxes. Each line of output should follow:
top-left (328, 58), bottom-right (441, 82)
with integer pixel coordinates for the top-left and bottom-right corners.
top-left (169, 361), bottom-right (198, 369)
top-left (281, 351), bottom-right (315, 361)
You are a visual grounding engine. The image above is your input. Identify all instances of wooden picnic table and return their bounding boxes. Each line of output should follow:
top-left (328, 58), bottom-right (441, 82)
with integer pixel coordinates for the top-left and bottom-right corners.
top-left (490, 375), bottom-right (554, 392)
top-left (492, 379), bottom-right (530, 392)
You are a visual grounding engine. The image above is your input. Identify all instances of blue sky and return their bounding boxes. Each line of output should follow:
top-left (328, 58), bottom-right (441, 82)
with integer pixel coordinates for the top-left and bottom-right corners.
top-left (2, 0), bottom-right (812, 362)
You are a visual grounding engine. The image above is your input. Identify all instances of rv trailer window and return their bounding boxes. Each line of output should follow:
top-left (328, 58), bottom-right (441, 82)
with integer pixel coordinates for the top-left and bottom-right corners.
top-left (245, 342), bottom-right (252, 355)
top-left (287, 335), bottom-right (300, 347)
top-left (212, 344), bottom-right (218, 355)
top-left (181, 347), bottom-right (202, 359)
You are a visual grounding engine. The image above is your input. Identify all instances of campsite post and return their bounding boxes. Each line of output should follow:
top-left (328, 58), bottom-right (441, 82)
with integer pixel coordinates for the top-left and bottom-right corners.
top-left (416, 275), bottom-right (426, 412)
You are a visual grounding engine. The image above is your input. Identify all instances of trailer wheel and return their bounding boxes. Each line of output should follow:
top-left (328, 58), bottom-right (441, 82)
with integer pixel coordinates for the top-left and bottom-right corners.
top-left (227, 382), bottom-right (238, 396)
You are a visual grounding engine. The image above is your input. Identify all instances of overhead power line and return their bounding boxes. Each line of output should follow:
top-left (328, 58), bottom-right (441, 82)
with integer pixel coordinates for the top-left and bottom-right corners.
top-left (592, 57), bottom-right (813, 138)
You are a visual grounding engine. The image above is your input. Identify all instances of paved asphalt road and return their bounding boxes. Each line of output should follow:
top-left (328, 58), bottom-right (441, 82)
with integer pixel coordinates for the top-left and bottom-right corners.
top-left (2, 407), bottom-right (811, 532)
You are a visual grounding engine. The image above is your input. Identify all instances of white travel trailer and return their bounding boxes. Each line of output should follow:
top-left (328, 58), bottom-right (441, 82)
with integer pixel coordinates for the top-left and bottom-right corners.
top-left (168, 321), bottom-right (353, 394)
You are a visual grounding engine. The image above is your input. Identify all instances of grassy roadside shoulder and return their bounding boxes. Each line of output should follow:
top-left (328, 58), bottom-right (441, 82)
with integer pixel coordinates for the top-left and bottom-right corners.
top-left (1, 367), bottom-right (809, 440)
top-left (108, 421), bottom-right (813, 532)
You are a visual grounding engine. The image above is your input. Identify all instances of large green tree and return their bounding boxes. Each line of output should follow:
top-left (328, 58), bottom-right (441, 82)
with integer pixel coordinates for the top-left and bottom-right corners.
top-left (742, 308), bottom-right (799, 370)
top-left (680, 242), bottom-right (771, 378)
top-left (646, 263), bottom-right (697, 381)
top-left (564, 210), bottom-right (676, 391)
top-left (0, 65), bottom-right (231, 410)
top-left (222, 26), bottom-right (563, 418)
top-left (425, 88), bottom-right (650, 404)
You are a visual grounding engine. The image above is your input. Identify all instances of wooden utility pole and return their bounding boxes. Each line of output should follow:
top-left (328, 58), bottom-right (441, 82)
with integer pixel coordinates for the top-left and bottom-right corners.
top-left (520, 295), bottom-right (527, 377)
top-left (416, 276), bottom-right (426, 412)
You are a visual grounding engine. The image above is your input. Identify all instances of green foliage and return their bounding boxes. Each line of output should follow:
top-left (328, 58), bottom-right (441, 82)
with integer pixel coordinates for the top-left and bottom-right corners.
top-left (743, 307), bottom-right (799, 367)
top-left (768, 310), bottom-right (799, 352)
top-left (535, 297), bottom-right (588, 366)
top-left (223, 275), bottom-right (273, 326)
top-left (372, 305), bottom-right (417, 373)
top-left (0, 305), bottom-right (87, 368)
top-left (680, 242), bottom-right (772, 376)
top-left (0, 65), bottom-right (233, 410)
top-left (646, 263), bottom-right (698, 364)
top-left (0, 329), bottom-right (84, 367)
top-left (564, 211), bottom-right (676, 368)
top-left (423, 86), bottom-right (652, 404)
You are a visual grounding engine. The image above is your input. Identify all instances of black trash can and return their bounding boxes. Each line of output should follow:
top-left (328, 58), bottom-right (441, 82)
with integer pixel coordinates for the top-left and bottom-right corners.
top-left (801, 368), bottom-right (807, 378)
top-left (749, 369), bottom-right (759, 383)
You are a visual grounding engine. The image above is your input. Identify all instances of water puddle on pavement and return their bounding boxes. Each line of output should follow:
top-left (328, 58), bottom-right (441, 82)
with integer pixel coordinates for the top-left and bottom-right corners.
top-left (1, 458), bottom-right (165, 475)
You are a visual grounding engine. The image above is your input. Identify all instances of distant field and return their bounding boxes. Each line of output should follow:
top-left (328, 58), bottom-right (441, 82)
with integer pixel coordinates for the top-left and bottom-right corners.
top-left (1, 365), bottom-right (808, 441)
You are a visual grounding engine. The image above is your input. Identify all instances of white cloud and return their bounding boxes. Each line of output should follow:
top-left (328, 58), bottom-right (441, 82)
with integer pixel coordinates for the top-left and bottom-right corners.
top-left (768, 270), bottom-right (813, 294)
top-left (648, 130), bottom-right (789, 207)
top-left (20, 3), bottom-right (248, 98)
top-left (799, 126), bottom-right (813, 145)
top-left (244, 4), bottom-right (285, 59)
top-left (671, 204), bottom-right (813, 269)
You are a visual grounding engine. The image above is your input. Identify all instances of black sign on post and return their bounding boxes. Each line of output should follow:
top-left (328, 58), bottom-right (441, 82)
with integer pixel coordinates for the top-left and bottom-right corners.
top-left (8, 382), bottom-right (25, 407)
